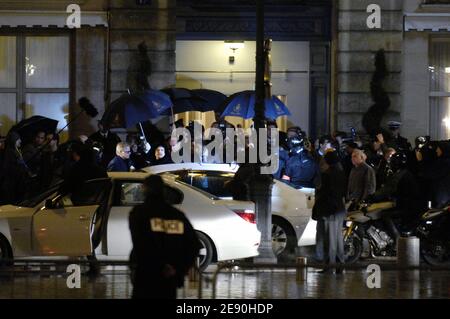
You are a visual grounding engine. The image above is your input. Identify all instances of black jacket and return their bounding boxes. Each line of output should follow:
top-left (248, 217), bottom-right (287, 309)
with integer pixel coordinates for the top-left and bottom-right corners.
top-left (312, 165), bottom-right (347, 220)
top-left (60, 159), bottom-right (108, 196)
top-left (89, 130), bottom-right (121, 168)
top-left (0, 132), bottom-right (31, 204)
top-left (129, 198), bottom-right (200, 291)
top-left (107, 156), bottom-right (133, 172)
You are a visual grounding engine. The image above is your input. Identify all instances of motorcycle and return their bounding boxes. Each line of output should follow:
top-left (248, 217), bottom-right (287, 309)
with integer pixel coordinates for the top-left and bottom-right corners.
top-left (415, 205), bottom-right (450, 266)
top-left (343, 201), bottom-right (399, 264)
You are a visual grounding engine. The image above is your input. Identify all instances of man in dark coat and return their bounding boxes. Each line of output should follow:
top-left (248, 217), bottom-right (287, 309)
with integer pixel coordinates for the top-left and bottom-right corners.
top-left (89, 121), bottom-right (121, 168)
top-left (129, 175), bottom-right (200, 299)
top-left (60, 142), bottom-right (108, 197)
top-left (107, 142), bottom-right (135, 172)
top-left (312, 150), bottom-right (347, 273)
top-left (0, 131), bottom-right (31, 204)
top-left (368, 152), bottom-right (426, 238)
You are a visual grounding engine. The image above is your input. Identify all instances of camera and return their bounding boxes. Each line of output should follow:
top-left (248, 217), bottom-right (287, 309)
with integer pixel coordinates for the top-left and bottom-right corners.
top-left (415, 136), bottom-right (430, 150)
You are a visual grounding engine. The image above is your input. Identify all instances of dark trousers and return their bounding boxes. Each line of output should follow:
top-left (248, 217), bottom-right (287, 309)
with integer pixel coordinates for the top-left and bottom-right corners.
top-left (316, 211), bottom-right (346, 265)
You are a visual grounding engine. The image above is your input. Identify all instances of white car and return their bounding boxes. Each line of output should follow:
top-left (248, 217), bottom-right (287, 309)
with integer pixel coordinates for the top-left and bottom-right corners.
top-left (143, 163), bottom-right (317, 258)
top-left (0, 172), bottom-right (260, 271)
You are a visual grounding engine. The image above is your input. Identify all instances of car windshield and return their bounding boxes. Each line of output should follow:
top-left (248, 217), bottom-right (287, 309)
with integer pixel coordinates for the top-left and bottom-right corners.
top-left (17, 181), bottom-right (63, 208)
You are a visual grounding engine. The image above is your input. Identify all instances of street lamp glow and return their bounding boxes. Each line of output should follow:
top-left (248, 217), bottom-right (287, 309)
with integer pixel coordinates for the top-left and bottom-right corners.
top-left (443, 117), bottom-right (450, 129)
top-left (445, 67), bottom-right (450, 74)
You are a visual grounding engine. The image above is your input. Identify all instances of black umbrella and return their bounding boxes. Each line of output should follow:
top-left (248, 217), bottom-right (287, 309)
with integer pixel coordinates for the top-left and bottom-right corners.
top-left (11, 115), bottom-right (58, 144)
top-left (192, 89), bottom-right (227, 112)
top-left (160, 88), bottom-right (207, 115)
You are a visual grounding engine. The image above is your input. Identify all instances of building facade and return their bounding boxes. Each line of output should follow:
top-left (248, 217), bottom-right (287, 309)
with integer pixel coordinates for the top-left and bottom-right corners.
top-left (1, 0), bottom-right (448, 143)
top-left (337, 0), bottom-right (450, 142)
top-left (0, 0), bottom-right (176, 140)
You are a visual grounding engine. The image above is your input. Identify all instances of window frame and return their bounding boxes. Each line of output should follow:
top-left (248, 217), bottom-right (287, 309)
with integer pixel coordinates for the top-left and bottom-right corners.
top-left (429, 37), bottom-right (450, 140)
top-left (0, 29), bottom-right (74, 127)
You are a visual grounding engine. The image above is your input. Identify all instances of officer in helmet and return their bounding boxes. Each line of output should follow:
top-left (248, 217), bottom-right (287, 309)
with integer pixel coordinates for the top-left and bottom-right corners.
top-left (283, 131), bottom-right (320, 188)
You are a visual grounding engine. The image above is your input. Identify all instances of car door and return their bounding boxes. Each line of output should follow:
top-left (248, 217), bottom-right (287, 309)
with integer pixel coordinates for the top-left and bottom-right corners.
top-left (107, 180), bottom-right (184, 257)
top-left (32, 178), bottom-right (112, 256)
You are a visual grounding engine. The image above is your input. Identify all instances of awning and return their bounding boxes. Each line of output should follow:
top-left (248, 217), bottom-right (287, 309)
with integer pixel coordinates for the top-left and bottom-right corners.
top-left (405, 13), bottom-right (450, 32)
top-left (0, 10), bottom-right (108, 28)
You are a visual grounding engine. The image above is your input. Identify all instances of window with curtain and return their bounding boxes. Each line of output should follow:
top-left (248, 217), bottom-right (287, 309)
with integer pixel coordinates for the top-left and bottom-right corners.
top-left (0, 35), bottom-right (70, 139)
top-left (429, 39), bottom-right (450, 140)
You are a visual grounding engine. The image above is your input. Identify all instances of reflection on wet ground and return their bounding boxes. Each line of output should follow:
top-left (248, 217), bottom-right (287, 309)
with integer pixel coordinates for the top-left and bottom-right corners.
top-left (1, 265), bottom-right (449, 299)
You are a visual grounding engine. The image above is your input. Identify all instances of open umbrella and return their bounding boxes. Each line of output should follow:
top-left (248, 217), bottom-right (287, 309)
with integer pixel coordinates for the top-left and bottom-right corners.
top-left (192, 89), bottom-right (227, 112)
top-left (102, 90), bottom-right (172, 129)
top-left (11, 115), bottom-right (58, 144)
top-left (220, 90), bottom-right (291, 120)
top-left (160, 88), bottom-right (207, 115)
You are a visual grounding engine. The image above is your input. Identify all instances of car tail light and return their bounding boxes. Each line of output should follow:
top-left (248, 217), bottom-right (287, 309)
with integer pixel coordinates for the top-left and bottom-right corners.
top-left (233, 209), bottom-right (256, 224)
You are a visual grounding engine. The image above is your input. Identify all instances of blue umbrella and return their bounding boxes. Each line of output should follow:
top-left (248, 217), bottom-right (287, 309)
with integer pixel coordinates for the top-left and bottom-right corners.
top-left (102, 90), bottom-right (172, 129)
top-left (220, 91), bottom-right (291, 120)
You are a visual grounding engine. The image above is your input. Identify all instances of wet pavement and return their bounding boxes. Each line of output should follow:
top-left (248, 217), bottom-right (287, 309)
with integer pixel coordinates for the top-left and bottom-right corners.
top-left (0, 262), bottom-right (449, 299)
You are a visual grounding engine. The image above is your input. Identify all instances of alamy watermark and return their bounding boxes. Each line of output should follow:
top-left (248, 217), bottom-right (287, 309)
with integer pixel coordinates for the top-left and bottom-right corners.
top-left (366, 264), bottom-right (381, 289)
top-left (66, 4), bottom-right (81, 29)
top-left (66, 264), bottom-right (81, 289)
top-left (366, 4), bottom-right (381, 29)
top-left (170, 125), bottom-right (280, 175)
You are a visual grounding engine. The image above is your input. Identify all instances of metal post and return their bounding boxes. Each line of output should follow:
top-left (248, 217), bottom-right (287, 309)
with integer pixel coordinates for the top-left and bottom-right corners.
top-left (397, 236), bottom-right (420, 267)
top-left (251, 0), bottom-right (277, 265)
top-left (188, 257), bottom-right (200, 282)
top-left (296, 257), bottom-right (308, 282)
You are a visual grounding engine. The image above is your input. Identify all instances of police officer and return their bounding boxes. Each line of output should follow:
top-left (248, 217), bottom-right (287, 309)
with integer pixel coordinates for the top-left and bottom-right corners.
top-left (129, 175), bottom-right (201, 299)
top-left (284, 133), bottom-right (320, 188)
top-left (387, 121), bottom-right (411, 152)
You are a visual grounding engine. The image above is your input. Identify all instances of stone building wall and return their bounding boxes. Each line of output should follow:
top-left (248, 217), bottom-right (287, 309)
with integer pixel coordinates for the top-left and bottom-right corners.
top-left (107, 0), bottom-right (176, 135)
top-left (337, 0), bottom-right (404, 133)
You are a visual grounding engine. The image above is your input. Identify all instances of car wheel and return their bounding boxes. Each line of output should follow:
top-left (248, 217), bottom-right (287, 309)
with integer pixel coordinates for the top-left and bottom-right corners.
top-left (196, 231), bottom-right (214, 272)
top-left (272, 217), bottom-right (296, 259)
top-left (0, 235), bottom-right (12, 267)
top-left (421, 239), bottom-right (450, 266)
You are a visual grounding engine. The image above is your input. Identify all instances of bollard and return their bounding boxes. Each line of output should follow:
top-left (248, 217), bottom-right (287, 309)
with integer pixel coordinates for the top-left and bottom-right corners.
top-left (397, 236), bottom-right (420, 286)
top-left (188, 257), bottom-right (200, 282)
top-left (397, 236), bottom-right (420, 267)
top-left (296, 257), bottom-right (307, 282)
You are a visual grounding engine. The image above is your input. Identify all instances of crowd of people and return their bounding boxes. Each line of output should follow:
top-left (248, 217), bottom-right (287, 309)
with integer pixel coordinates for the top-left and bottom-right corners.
top-left (1, 114), bottom-right (450, 282)
top-left (0, 120), bottom-right (176, 205)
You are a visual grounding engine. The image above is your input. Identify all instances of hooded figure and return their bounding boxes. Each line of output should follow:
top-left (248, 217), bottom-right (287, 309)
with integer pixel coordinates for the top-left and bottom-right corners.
top-left (0, 131), bottom-right (31, 204)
